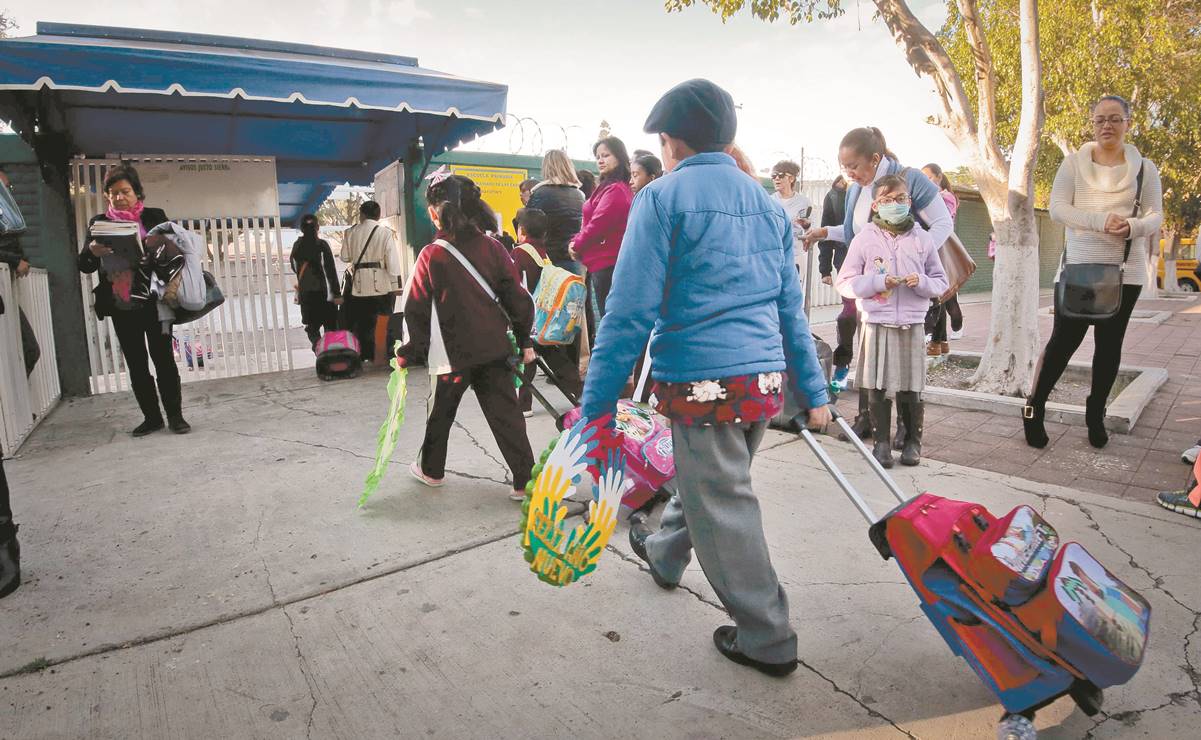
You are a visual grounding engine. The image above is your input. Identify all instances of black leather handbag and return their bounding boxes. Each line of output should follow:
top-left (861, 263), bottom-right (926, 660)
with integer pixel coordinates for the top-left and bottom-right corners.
top-left (1053, 163), bottom-right (1144, 323)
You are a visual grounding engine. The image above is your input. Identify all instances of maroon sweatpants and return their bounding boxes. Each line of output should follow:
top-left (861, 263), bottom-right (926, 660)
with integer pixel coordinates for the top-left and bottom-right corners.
top-left (419, 359), bottom-right (535, 490)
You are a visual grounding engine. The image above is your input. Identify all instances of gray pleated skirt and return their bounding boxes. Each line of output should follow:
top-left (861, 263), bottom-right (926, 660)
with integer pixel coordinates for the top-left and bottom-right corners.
top-left (857, 323), bottom-right (926, 394)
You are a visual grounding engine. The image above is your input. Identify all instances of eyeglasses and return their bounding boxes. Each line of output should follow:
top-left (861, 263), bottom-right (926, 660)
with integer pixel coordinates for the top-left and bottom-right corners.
top-left (770, 173), bottom-right (792, 180)
top-left (876, 194), bottom-right (911, 205)
top-left (1092, 115), bottom-right (1128, 126)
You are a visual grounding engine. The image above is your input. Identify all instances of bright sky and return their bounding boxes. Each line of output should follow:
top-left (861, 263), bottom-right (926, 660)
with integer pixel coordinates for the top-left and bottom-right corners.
top-left (7, 0), bottom-right (963, 177)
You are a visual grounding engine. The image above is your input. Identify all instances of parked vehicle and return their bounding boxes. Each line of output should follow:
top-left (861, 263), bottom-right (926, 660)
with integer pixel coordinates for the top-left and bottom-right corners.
top-left (1157, 237), bottom-right (1199, 292)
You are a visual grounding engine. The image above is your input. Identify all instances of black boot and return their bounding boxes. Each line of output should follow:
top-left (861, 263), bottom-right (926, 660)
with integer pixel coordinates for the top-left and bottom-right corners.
top-left (842, 387), bottom-right (873, 441)
top-left (893, 415), bottom-right (907, 451)
top-left (868, 390), bottom-right (894, 468)
top-left (0, 518), bottom-right (19, 599)
top-left (1086, 396), bottom-right (1109, 449)
top-left (1023, 397), bottom-right (1049, 449)
top-left (898, 392), bottom-right (924, 466)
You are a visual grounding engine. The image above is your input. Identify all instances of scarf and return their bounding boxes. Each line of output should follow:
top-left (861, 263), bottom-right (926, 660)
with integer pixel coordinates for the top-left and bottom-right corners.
top-left (871, 212), bottom-right (915, 236)
top-left (105, 200), bottom-right (147, 239)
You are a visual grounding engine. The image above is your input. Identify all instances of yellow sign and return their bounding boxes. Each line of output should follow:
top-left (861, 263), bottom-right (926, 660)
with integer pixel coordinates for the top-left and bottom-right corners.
top-left (450, 164), bottom-right (528, 238)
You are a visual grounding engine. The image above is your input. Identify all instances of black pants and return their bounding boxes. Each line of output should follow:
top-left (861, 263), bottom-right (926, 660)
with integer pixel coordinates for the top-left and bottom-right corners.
top-left (0, 457), bottom-right (10, 523)
top-left (925, 295), bottom-right (965, 343)
top-left (420, 360), bottom-right (536, 490)
top-left (112, 304), bottom-right (181, 422)
top-left (346, 293), bottom-right (392, 360)
top-left (298, 293), bottom-right (336, 345)
top-left (520, 345), bottom-right (583, 413)
top-left (1031, 285), bottom-right (1142, 406)
top-left (834, 297), bottom-right (858, 368)
top-left (585, 266), bottom-right (615, 346)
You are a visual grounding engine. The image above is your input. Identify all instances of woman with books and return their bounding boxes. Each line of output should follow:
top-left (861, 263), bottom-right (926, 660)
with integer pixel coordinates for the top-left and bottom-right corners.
top-left (79, 165), bottom-right (190, 436)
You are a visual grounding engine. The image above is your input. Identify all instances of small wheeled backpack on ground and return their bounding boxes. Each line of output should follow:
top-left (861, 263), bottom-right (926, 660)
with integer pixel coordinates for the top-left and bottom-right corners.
top-left (315, 330), bottom-right (362, 380)
top-left (769, 333), bottom-right (833, 432)
top-left (800, 413), bottom-right (1151, 738)
top-left (562, 400), bottom-right (675, 514)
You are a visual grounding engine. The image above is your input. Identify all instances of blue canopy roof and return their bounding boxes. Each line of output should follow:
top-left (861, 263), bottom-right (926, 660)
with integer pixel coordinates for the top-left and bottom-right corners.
top-left (0, 22), bottom-right (507, 222)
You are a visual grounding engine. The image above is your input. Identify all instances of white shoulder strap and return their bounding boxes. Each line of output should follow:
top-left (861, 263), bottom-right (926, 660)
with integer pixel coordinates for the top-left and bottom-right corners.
top-left (516, 243), bottom-right (550, 267)
top-left (435, 238), bottom-right (499, 303)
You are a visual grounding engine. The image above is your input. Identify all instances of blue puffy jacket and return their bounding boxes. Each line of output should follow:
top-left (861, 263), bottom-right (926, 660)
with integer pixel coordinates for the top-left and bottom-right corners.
top-left (580, 152), bottom-right (830, 420)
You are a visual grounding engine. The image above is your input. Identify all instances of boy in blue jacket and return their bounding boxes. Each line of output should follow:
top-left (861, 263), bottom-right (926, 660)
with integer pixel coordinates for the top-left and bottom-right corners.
top-left (580, 79), bottom-right (832, 677)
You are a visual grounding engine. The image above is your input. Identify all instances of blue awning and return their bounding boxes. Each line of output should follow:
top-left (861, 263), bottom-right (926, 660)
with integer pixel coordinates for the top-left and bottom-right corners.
top-left (0, 22), bottom-right (507, 222)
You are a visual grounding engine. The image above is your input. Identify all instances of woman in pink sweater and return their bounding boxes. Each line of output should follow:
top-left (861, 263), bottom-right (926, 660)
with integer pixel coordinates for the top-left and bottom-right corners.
top-left (570, 136), bottom-right (633, 342)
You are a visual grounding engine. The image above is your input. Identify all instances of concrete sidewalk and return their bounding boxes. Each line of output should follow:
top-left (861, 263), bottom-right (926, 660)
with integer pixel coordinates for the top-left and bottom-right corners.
top-left (1, 370), bottom-right (1198, 739)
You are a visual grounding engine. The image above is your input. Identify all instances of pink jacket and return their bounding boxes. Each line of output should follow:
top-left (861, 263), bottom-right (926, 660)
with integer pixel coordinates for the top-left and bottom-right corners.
top-left (574, 180), bottom-right (633, 272)
top-left (836, 222), bottom-right (948, 326)
top-left (940, 189), bottom-right (959, 220)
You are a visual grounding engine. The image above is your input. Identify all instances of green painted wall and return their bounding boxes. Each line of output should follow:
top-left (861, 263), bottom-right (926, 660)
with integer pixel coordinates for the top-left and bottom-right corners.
top-left (409, 151), bottom-right (598, 248)
top-left (952, 194), bottom-right (1064, 294)
top-left (1, 135), bottom-right (90, 396)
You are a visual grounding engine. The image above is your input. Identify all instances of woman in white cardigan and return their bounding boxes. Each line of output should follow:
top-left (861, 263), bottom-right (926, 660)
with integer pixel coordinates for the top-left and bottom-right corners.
top-left (1024, 95), bottom-right (1163, 450)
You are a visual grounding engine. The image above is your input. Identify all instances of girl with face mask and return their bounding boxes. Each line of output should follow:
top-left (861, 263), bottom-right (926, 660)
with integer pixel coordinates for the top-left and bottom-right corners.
top-left (835, 175), bottom-right (948, 469)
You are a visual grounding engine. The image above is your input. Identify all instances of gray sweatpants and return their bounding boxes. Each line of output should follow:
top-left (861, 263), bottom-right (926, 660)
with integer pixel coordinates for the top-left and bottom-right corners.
top-left (644, 420), bottom-right (797, 664)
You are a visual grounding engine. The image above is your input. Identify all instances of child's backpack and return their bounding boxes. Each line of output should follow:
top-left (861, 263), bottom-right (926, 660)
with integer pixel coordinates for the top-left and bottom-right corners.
top-left (518, 245), bottom-right (585, 346)
top-left (315, 330), bottom-right (362, 381)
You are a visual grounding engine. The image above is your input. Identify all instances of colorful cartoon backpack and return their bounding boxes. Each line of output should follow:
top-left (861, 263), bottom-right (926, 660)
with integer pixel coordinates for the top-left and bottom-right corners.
top-left (518, 245), bottom-right (585, 346)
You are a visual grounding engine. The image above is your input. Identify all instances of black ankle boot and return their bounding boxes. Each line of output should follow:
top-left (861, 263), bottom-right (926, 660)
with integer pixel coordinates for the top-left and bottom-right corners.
top-left (0, 519), bottom-right (20, 599)
top-left (1086, 396), bottom-right (1109, 448)
top-left (869, 391), bottom-right (894, 468)
top-left (132, 418), bottom-right (165, 437)
top-left (1023, 398), bottom-right (1048, 449)
top-left (842, 388), bottom-right (873, 441)
top-left (167, 415), bottom-right (191, 435)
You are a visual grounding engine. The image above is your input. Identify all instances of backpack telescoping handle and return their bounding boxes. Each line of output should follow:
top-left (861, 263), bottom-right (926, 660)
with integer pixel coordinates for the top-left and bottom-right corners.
top-left (798, 408), bottom-right (908, 525)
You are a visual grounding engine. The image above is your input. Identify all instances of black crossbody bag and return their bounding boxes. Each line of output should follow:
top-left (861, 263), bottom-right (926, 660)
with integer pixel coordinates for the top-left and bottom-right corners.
top-left (1053, 163), bottom-right (1144, 323)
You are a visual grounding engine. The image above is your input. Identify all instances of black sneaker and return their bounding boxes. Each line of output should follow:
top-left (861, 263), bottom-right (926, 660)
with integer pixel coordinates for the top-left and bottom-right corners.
top-left (627, 515), bottom-right (677, 590)
top-left (712, 626), bottom-right (798, 677)
top-left (167, 416), bottom-right (191, 434)
top-left (132, 419), bottom-right (165, 437)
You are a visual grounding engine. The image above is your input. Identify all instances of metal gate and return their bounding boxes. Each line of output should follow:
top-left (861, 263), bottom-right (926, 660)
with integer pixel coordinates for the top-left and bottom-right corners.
top-left (71, 156), bottom-right (295, 393)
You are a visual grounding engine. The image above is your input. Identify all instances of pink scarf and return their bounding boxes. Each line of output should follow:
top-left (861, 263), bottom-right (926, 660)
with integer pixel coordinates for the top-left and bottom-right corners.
top-left (105, 200), bottom-right (147, 239)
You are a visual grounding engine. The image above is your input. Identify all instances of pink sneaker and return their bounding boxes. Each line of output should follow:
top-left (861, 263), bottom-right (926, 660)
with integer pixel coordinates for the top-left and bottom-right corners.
top-left (409, 461), bottom-right (444, 488)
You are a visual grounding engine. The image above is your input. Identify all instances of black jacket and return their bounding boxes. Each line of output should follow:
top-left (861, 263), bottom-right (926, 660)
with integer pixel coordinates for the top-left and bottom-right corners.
top-left (526, 183), bottom-right (584, 264)
top-left (290, 236), bottom-right (340, 298)
top-left (79, 207), bottom-right (168, 317)
top-left (817, 187), bottom-right (848, 277)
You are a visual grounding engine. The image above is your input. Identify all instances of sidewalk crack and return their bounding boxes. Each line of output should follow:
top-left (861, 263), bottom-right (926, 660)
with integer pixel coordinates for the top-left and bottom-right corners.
top-left (282, 606), bottom-right (319, 739)
top-left (604, 546), bottom-right (915, 738)
top-left (452, 420), bottom-right (510, 481)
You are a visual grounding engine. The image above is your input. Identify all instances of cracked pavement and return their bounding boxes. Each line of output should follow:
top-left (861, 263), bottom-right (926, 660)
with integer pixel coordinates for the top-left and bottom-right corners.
top-left (1, 369), bottom-right (1198, 738)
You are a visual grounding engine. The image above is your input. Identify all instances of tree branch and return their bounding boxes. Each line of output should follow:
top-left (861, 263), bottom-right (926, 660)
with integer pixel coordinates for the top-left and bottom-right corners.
top-left (1008, 0), bottom-right (1044, 198)
top-left (954, 0), bottom-right (1007, 172)
top-left (872, 0), bottom-right (977, 146)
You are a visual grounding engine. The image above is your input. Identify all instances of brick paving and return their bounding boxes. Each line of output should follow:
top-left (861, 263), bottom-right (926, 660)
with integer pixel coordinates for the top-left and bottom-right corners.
top-left (814, 293), bottom-right (1201, 504)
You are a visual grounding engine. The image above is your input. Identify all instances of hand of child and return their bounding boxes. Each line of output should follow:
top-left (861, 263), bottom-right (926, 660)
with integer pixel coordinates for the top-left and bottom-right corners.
top-left (522, 347), bottom-right (537, 364)
top-left (806, 404), bottom-right (833, 431)
top-left (89, 241), bottom-right (113, 257)
top-left (821, 275), bottom-right (832, 285)
top-left (903, 273), bottom-right (921, 288)
top-left (884, 275), bottom-right (902, 288)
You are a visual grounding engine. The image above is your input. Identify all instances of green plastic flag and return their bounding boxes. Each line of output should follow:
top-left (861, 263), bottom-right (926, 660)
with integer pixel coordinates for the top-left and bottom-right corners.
top-left (359, 360), bottom-right (409, 507)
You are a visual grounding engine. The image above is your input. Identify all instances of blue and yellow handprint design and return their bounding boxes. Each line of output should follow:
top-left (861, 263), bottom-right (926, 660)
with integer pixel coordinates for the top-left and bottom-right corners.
top-left (521, 418), bottom-right (629, 586)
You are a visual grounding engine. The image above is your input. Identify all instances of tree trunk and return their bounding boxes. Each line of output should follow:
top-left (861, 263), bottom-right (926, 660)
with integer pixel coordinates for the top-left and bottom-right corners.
top-left (1163, 228), bottom-right (1179, 293)
top-left (971, 191), bottom-right (1042, 396)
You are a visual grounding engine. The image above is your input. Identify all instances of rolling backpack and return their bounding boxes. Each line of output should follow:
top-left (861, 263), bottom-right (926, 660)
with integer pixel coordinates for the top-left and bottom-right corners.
top-left (517, 244), bottom-right (586, 346)
top-left (801, 415), bottom-right (1151, 736)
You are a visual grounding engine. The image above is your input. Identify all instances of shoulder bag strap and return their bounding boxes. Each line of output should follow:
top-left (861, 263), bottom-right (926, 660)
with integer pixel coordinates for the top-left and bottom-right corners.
top-left (343, 225), bottom-right (380, 293)
top-left (434, 238), bottom-right (512, 324)
top-left (1120, 162), bottom-right (1146, 270)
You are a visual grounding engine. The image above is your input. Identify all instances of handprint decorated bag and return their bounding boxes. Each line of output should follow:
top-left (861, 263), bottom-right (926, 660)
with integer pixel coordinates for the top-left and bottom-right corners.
top-left (563, 400), bottom-right (674, 510)
top-left (1013, 542), bottom-right (1151, 687)
top-left (529, 261), bottom-right (586, 345)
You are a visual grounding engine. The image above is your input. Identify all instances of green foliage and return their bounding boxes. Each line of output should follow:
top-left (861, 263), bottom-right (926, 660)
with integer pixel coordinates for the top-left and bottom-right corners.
top-left (939, 0), bottom-right (1201, 229)
top-left (664, 0), bottom-right (844, 24)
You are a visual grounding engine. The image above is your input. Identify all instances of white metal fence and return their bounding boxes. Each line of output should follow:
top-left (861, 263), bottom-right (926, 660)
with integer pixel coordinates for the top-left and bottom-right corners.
top-left (796, 181), bottom-right (842, 311)
top-left (71, 157), bottom-right (295, 393)
top-left (0, 264), bottom-right (61, 457)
